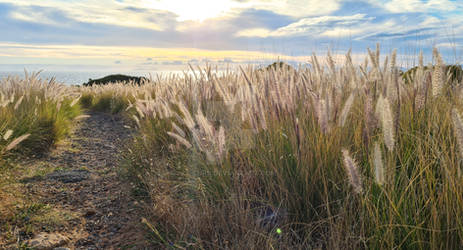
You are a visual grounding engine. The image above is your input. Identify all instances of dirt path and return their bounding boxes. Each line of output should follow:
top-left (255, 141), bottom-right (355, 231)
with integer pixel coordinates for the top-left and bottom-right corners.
top-left (1, 112), bottom-right (150, 249)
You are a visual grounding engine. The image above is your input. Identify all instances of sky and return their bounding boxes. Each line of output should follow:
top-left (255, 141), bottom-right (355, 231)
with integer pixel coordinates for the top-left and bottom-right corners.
top-left (0, 0), bottom-right (462, 71)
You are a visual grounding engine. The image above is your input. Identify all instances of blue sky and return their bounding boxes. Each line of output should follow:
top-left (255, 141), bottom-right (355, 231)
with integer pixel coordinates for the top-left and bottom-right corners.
top-left (0, 0), bottom-right (462, 71)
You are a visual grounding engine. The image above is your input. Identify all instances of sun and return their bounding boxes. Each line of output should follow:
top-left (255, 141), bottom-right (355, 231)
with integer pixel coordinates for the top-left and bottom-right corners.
top-left (143, 0), bottom-right (236, 22)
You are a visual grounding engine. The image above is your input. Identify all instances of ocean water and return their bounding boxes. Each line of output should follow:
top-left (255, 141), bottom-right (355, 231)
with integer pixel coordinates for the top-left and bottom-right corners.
top-left (0, 71), bottom-right (184, 85)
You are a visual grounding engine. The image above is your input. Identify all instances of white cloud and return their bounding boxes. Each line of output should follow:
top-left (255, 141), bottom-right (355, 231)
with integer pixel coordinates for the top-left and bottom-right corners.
top-left (369, 0), bottom-right (462, 13)
top-left (273, 14), bottom-right (373, 36)
top-left (421, 16), bottom-right (442, 26)
top-left (320, 27), bottom-right (366, 37)
top-left (9, 10), bottom-right (59, 26)
top-left (235, 28), bottom-right (272, 37)
top-left (2, 0), bottom-right (174, 31)
top-left (437, 42), bottom-right (463, 48)
top-left (140, 0), bottom-right (238, 21)
top-left (1, 0), bottom-right (342, 30)
top-left (242, 0), bottom-right (342, 17)
top-left (235, 14), bottom-right (374, 37)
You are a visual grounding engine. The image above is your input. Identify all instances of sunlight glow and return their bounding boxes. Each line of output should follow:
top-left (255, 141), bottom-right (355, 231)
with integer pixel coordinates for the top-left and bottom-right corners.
top-left (143, 0), bottom-right (236, 22)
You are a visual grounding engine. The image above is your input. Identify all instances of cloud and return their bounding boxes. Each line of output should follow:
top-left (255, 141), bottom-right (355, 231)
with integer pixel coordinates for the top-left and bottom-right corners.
top-left (0, 0), bottom-right (463, 66)
top-left (235, 14), bottom-right (374, 37)
top-left (162, 60), bottom-right (184, 65)
top-left (8, 5), bottom-right (68, 26)
top-left (242, 0), bottom-right (342, 17)
top-left (218, 58), bottom-right (235, 63)
top-left (0, 42), bottom-right (307, 63)
top-left (2, 0), bottom-right (177, 31)
top-left (437, 42), bottom-right (463, 48)
top-left (320, 27), bottom-right (366, 37)
top-left (272, 13), bottom-right (374, 37)
top-left (368, 0), bottom-right (462, 13)
top-left (235, 28), bottom-right (272, 37)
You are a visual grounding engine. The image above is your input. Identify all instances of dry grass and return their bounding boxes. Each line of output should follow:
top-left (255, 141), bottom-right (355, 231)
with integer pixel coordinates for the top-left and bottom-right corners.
top-left (115, 45), bottom-right (463, 248)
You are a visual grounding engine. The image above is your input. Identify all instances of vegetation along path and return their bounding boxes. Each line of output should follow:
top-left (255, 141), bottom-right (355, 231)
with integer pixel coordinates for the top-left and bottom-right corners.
top-left (0, 112), bottom-right (150, 249)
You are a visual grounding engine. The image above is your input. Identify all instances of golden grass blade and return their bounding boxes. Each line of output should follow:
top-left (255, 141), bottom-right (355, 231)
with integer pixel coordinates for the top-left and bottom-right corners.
top-left (167, 131), bottom-right (192, 149)
top-left (5, 133), bottom-right (30, 151)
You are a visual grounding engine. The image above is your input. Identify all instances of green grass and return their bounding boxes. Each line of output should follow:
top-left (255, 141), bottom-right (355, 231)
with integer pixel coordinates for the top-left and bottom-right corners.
top-left (0, 73), bottom-right (82, 162)
top-left (79, 84), bottom-right (138, 114)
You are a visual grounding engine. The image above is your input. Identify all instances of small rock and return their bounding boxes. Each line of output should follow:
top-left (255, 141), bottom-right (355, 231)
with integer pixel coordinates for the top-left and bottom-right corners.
top-left (84, 209), bottom-right (97, 217)
top-left (26, 232), bottom-right (68, 250)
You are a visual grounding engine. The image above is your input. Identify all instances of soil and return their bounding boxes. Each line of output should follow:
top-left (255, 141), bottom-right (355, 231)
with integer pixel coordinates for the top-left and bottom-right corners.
top-left (0, 112), bottom-right (151, 249)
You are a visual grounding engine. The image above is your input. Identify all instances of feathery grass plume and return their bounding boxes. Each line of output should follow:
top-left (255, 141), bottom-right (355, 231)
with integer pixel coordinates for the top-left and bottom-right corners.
top-left (217, 126), bottom-right (226, 160)
top-left (381, 96), bottom-right (395, 152)
top-left (415, 85), bottom-right (426, 111)
top-left (14, 95), bottom-right (24, 110)
top-left (4, 133), bottom-right (30, 151)
top-left (327, 50), bottom-right (336, 76)
top-left (368, 47), bottom-right (380, 74)
top-left (132, 115), bottom-right (140, 128)
top-left (176, 101), bottom-right (196, 130)
top-left (432, 47), bottom-right (444, 97)
top-left (419, 51), bottom-right (424, 69)
top-left (341, 149), bottom-right (363, 194)
top-left (3, 129), bottom-right (13, 141)
top-left (9, 92), bottom-right (14, 104)
top-left (195, 108), bottom-right (214, 139)
top-left (376, 43), bottom-right (381, 68)
top-left (339, 92), bottom-right (355, 127)
top-left (375, 95), bottom-right (384, 121)
top-left (377, 95), bottom-right (395, 152)
top-left (70, 95), bottom-right (81, 107)
top-left (56, 101), bottom-right (62, 112)
top-left (74, 115), bottom-right (91, 120)
top-left (391, 49), bottom-right (397, 71)
top-left (363, 56), bottom-right (369, 73)
top-left (318, 98), bottom-right (329, 133)
top-left (364, 92), bottom-right (376, 135)
top-left (172, 122), bottom-right (186, 138)
top-left (135, 105), bottom-right (145, 119)
top-left (373, 142), bottom-right (385, 185)
top-left (167, 131), bottom-right (192, 149)
top-left (311, 53), bottom-right (322, 75)
top-left (383, 55), bottom-right (389, 74)
top-left (452, 109), bottom-right (463, 160)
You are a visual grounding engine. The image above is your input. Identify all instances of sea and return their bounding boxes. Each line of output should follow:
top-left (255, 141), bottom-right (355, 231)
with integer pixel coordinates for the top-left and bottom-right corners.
top-left (0, 70), bottom-right (186, 86)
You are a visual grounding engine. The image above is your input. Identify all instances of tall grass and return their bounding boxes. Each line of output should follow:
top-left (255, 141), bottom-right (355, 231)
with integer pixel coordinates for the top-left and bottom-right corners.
top-left (78, 78), bottom-right (151, 114)
top-left (120, 45), bottom-right (463, 248)
top-left (0, 72), bottom-right (81, 163)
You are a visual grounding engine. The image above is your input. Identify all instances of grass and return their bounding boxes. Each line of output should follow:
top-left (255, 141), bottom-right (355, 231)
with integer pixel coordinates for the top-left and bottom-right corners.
top-left (0, 72), bottom-right (83, 247)
top-left (119, 46), bottom-right (463, 248)
top-left (0, 160), bottom-right (79, 247)
top-left (2, 45), bottom-right (463, 248)
top-left (0, 71), bottom-right (82, 162)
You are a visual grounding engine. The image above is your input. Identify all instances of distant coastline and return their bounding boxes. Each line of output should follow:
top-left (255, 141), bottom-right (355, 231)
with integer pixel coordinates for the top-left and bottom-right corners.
top-left (0, 71), bottom-right (153, 85)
